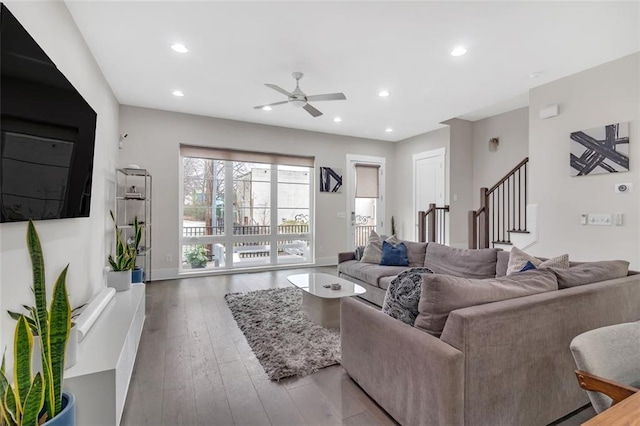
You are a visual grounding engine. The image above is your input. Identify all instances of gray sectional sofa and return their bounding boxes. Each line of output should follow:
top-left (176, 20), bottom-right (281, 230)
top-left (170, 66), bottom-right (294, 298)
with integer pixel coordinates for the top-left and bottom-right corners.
top-left (337, 242), bottom-right (640, 425)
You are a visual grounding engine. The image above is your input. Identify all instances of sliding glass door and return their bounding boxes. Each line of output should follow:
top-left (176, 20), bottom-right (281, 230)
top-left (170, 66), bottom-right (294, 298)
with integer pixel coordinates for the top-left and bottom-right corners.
top-left (180, 146), bottom-right (313, 272)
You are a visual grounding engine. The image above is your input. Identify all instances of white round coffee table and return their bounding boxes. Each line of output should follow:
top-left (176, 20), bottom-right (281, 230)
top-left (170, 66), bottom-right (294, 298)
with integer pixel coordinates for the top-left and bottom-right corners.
top-left (287, 273), bottom-right (366, 328)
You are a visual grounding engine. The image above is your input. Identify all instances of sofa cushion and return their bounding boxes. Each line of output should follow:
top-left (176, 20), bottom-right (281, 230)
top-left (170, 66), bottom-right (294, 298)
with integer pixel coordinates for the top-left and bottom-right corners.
top-left (361, 230), bottom-right (383, 264)
top-left (414, 269), bottom-right (559, 337)
top-left (506, 246), bottom-right (569, 275)
top-left (496, 250), bottom-right (510, 277)
top-left (380, 241), bottom-right (409, 266)
top-left (404, 241), bottom-right (428, 267)
top-left (379, 276), bottom-right (395, 290)
top-left (552, 260), bottom-right (630, 289)
top-left (424, 243), bottom-right (499, 279)
top-left (338, 260), bottom-right (408, 287)
top-left (382, 267), bottom-right (434, 326)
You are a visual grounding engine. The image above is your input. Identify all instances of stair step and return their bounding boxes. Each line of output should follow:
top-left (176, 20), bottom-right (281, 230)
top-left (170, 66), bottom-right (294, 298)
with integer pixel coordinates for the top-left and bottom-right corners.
top-left (492, 240), bottom-right (512, 246)
top-left (507, 229), bottom-right (530, 234)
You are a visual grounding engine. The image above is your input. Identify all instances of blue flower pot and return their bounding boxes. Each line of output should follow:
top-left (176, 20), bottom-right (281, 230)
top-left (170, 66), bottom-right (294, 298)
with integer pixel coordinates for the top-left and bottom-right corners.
top-left (43, 392), bottom-right (76, 426)
top-left (131, 267), bottom-right (144, 283)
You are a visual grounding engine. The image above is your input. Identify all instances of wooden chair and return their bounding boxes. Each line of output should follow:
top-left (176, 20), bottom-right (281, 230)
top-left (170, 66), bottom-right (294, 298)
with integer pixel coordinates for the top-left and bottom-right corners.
top-left (570, 322), bottom-right (640, 413)
top-left (574, 370), bottom-right (639, 407)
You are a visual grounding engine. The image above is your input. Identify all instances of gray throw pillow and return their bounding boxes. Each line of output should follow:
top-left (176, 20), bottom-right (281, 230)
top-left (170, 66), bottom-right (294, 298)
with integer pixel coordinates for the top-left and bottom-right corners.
top-left (506, 246), bottom-right (569, 275)
top-left (414, 269), bottom-right (559, 337)
top-left (551, 260), bottom-right (629, 289)
top-left (382, 267), bottom-right (433, 325)
top-left (354, 246), bottom-right (365, 261)
top-left (424, 243), bottom-right (499, 279)
top-left (360, 231), bottom-right (383, 263)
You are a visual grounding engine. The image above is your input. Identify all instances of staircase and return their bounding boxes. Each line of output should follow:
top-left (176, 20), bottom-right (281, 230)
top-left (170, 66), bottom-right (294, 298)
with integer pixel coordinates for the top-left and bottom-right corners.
top-left (468, 158), bottom-right (529, 249)
top-left (418, 203), bottom-right (450, 244)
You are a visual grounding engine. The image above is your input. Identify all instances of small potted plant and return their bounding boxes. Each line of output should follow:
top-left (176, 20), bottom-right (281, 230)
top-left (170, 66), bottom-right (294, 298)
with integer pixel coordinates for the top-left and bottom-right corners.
top-left (0, 220), bottom-right (75, 425)
top-left (128, 216), bottom-right (144, 283)
top-left (184, 245), bottom-right (208, 269)
top-left (107, 211), bottom-right (135, 291)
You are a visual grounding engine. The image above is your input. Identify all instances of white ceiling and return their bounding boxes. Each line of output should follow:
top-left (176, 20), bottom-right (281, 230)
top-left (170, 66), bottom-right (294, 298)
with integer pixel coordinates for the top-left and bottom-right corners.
top-left (65, 1), bottom-right (639, 142)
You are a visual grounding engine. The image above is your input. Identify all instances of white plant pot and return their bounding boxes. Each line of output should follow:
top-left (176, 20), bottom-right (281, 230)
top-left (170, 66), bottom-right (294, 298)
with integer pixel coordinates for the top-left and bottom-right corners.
top-left (107, 270), bottom-right (132, 292)
top-left (32, 323), bottom-right (79, 372)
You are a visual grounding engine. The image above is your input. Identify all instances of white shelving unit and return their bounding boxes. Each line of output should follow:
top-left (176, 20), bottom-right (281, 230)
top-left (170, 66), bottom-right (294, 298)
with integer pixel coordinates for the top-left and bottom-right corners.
top-left (115, 168), bottom-right (152, 282)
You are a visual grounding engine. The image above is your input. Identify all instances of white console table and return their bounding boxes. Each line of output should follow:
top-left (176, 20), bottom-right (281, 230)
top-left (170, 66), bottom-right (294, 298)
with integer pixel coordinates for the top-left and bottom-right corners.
top-left (64, 284), bottom-right (145, 426)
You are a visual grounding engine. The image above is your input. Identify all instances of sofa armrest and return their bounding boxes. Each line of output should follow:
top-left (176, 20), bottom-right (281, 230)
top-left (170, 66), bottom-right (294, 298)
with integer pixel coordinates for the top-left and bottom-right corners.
top-left (338, 251), bottom-right (356, 263)
top-left (341, 297), bottom-right (464, 426)
top-left (439, 275), bottom-right (640, 425)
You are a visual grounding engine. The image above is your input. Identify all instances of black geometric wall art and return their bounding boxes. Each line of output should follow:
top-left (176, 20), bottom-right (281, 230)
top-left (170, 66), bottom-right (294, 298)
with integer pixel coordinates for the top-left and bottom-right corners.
top-left (570, 122), bottom-right (629, 176)
top-left (319, 167), bottom-right (343, 193)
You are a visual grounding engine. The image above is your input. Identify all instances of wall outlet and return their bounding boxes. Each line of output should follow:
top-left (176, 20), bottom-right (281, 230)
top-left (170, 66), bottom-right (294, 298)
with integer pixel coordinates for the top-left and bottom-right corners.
top-left (588, 214), bottom-right (612, 226)
top-left (166, 254), bottom-right (172, 262)
top-left (613, 213), bottom-right (624, 226)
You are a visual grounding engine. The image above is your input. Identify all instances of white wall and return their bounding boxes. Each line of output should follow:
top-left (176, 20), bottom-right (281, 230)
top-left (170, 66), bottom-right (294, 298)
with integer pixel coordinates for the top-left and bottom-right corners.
top-left (528, 53), bottom-right (639, 267)
top-left (392, 127), bottom-right (449, 240)
top-left (0, 2), bottom-right (119, 361)
top-left (445, 119), bottom-right (474, 247)
top-left (472, 107), bottom-right (529, 207)
top-left (118, 106), bottom-right (395, 278)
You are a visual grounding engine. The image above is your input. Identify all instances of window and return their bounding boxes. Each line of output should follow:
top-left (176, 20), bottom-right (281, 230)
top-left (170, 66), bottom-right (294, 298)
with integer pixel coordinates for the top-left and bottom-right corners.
top-left (180, 145), bottom-right (313, 272)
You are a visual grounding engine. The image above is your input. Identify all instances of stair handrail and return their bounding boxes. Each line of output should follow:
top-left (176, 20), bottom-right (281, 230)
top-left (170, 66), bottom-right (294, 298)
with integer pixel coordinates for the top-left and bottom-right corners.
top-left (468, 157), bottom-right (528, 249)
top-left (418, 203), bottom-right (450, 244)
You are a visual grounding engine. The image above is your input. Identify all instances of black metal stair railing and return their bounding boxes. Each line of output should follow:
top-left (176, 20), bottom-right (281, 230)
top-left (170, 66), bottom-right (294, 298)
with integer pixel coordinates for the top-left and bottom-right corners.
top-left (468, 158), bottom-right (529, 249)
top-left (418, 204), bottom-right (450, 245)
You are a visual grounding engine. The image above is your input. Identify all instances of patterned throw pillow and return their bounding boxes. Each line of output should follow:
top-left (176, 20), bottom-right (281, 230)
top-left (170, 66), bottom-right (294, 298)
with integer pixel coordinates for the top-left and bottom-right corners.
top-left (382, 267), bottom-right (434, 325)
top-left (506, 246), bottom-right (569, 275)
top-left (354, 245), bottom-right (365, 261)
top-left (360, 230), bottom-right (383, 263)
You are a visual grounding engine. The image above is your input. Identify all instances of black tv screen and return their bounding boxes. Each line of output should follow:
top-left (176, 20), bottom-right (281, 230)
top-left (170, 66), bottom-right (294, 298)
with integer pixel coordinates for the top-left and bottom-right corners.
top-left (0, 4), bottom-right (97, 223)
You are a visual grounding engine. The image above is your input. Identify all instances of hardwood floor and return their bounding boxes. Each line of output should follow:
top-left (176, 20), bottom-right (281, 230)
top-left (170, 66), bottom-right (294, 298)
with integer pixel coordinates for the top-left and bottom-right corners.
top-left (120, 266), bottom-right (594, 426)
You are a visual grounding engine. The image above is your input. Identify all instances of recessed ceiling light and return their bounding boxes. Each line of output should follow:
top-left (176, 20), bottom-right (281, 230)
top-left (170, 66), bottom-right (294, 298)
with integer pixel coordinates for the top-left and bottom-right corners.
top-left (262, 106), bottom-right (272, 111)
top-left (385, 127), bottom-right (393, 133)
top-left (378, 90), bottom-right (390, 98)
top-left (171, 43), bottom-right (189, 53)
top-left (172, 90), bottom-right (184, 97)
top-left (450, 46), bottom-right (467, 57)
top-left (334, 117), bottom-right (342, 123)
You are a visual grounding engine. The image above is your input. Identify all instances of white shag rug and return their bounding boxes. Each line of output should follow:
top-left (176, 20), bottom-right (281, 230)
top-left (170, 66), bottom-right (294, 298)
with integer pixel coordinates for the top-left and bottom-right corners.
top-left (224, 287), bottom-right (341, 381)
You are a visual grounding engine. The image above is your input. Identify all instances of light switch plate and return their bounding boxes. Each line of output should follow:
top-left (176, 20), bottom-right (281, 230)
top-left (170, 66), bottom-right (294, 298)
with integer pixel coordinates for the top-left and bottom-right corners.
top-left (588, 214), bottom-right (612, 226)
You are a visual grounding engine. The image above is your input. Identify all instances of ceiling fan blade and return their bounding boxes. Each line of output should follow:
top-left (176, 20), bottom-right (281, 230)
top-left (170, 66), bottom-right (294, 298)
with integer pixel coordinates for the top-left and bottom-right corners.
top-left (265, 83), bottom-right (293, 97)
top-left (253, 100), bottom-right (289, 109)
top-left (303, 103), bottom-right (323, 117)
top-left (306, 93), bottom-right (346, 102)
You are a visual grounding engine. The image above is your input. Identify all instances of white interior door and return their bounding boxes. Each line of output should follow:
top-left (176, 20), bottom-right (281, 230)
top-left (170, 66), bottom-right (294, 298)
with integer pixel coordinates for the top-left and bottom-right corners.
top-left (413, 149), bottom-right (445, 240)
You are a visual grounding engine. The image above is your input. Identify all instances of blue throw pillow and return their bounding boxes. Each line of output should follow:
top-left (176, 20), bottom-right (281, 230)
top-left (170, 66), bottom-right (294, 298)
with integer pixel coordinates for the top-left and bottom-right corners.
top-left (520, 260), bottom-right (537, 272)
top-left (380, 241), bottom-right (409, 266)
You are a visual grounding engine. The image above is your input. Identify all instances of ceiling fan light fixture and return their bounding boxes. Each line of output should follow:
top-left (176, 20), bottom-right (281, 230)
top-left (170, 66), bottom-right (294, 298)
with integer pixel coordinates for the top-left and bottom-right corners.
top-left (171, 43), bottom-right (189, 53)
top-left (290, 99), bottom-right (306, 108)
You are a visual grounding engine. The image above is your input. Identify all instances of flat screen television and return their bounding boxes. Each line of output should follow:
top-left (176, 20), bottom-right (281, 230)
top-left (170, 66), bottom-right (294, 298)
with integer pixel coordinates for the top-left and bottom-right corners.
top-left (0, 3), bottom-right (97, 223)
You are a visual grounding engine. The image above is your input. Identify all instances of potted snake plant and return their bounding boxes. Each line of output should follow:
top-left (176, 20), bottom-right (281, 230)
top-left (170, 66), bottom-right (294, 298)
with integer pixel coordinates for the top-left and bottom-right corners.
top-left (107, 210), bottom-right (135, 291)
top-left (0, 219), bottom-right (75, 425)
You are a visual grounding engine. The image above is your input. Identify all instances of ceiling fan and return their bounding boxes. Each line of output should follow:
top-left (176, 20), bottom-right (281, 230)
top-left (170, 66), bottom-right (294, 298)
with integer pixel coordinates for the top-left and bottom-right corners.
top-left (254, 72), bottom-right (346, 118)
